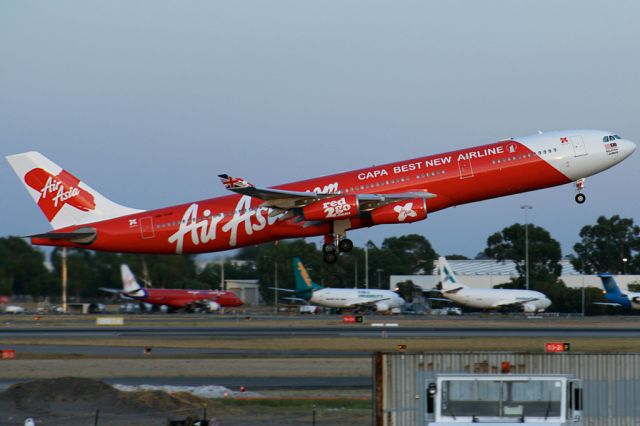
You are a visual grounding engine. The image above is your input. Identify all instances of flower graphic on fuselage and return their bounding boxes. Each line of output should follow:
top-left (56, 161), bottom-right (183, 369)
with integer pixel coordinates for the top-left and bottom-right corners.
top-left (393, 203), bottom-right (417, 222)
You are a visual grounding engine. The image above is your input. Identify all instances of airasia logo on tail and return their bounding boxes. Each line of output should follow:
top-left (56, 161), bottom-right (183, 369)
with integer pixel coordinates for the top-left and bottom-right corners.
top-left (24, 168), bottom-right (96, 221)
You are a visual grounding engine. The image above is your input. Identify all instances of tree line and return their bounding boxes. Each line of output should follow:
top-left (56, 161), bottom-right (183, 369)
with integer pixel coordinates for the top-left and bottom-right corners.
top-left (1, 215), bottom-right (639, 313)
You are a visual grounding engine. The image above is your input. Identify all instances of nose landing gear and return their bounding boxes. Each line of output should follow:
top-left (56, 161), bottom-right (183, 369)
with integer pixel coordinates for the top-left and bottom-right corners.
top-left (574, 178), bottom-right (586, 204)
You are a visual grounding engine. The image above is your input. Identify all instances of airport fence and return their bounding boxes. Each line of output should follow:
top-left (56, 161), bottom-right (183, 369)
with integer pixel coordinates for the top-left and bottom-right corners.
top-left (374, 352), bottom-right (640, 426)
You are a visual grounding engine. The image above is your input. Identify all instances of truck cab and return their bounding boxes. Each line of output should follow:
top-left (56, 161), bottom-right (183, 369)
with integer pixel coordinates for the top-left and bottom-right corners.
top-left (425, 373), bottom-right (583, 425)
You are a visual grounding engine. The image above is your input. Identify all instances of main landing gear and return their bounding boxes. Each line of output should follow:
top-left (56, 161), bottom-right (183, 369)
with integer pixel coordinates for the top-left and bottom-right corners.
top-left (574, 178), bottom-right (586, 204)
top-left (322, 219), bottom-right (353, 264)
top-left (322, 236), bottom-right (354, 264)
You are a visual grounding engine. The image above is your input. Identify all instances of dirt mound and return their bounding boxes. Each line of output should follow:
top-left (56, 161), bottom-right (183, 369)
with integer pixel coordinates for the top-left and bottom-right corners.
top-left (1, 377), bottom-right (205, 416)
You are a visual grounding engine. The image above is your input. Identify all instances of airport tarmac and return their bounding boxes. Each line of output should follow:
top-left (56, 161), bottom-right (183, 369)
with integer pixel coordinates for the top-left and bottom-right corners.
top-left (2, 314), bottom-right (640, 424)
top-left (3, 315), bottom-right (640, 388)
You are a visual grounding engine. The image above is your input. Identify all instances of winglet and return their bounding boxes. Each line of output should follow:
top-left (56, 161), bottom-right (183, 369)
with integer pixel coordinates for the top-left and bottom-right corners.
top-left (218, 174), bottom-right (254, 190)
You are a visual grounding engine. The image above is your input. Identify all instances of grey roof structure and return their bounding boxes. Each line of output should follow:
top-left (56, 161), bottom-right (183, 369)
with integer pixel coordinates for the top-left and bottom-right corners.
top-left (438, 259), bottom-right (580, 276)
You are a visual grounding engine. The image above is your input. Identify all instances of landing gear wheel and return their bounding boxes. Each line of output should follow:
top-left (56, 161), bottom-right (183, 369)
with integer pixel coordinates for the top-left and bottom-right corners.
top-left (322, 243), bottom-right (336, 254)
top-left (338, 238), bottom-right (354, 253)
top-left (323, 251), bottom-right (338, 264)
top-left (575, 193), bottom-right (586, 204)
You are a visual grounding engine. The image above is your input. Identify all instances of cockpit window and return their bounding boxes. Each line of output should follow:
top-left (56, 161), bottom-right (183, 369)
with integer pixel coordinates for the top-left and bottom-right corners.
top-left (603, 136), bottom-right (611, 142)
top-left (605, 135), bottom-right (622, 142)
top-left (613, 135), bottom-right (622, 140)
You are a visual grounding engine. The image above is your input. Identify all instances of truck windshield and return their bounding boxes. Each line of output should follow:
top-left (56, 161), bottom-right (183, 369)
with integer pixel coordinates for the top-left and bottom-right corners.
top-left (441, 379), bottom-right (562, 418)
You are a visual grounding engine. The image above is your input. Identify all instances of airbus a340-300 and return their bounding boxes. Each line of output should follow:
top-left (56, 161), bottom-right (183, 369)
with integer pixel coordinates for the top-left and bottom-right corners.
top-left (6, 130), bottom-right (635, 263)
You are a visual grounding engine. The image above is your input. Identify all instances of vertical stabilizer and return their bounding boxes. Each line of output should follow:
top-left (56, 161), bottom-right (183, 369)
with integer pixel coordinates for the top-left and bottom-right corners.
top-left (6, 151), bottom-right (143, 230)
top-left (439, 257), bottom-right (467, 291)
top-left (599, 273), bottom-right (622, 295)
top-left (292, 257), bottom-right (322, 300)
top-left (121, 264), bottom-right (146, 297)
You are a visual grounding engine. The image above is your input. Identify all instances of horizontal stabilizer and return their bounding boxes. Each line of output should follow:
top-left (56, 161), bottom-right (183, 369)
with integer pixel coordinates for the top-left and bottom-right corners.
top-left (443, 287), bottom-right (464, 294)
top-left (269, 287), bottom-right (296, 293)
top-left (29, 227), bottom-right (97, 245)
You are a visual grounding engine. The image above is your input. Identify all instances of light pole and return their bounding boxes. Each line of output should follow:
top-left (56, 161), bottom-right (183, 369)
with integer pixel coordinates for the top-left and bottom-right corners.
top-left (365, 246), bottom-right (369, 289)
top-left (377, 268), bottom-right (384, 289)
top-left (521, 205), bottom-right (533, 291)
top-left (274, 260), bottom-right (279, 313)
top-left (220, 255), bottom-right (225, 290)
top-left (581, 258), bottom-right (585, 317)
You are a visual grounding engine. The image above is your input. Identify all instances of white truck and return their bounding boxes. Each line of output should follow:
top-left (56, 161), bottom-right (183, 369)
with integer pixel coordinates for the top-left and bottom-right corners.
top-left (425, 373), bottom-right (583, 425)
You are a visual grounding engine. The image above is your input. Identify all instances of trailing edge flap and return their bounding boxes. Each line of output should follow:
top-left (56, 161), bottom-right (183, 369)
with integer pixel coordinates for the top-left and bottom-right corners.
top-left (443, 287), bottom-right (464, 294)
top-left (29, 227), bottom-right (97, 245)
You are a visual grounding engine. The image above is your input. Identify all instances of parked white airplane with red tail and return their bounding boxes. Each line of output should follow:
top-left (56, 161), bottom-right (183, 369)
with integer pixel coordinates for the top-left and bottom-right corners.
top-left (6, 130), bottom-right (635, 263)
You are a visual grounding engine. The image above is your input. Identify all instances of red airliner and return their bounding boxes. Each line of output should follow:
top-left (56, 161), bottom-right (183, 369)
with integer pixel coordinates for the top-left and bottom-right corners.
top-left (100, 264), bottom-right (243, 311)
top-left (6, 130), bottom-right (636, 263)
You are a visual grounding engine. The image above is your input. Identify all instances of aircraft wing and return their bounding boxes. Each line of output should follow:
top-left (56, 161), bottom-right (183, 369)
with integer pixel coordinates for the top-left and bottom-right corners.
top-left (443, 287), bottom-right (464, 294)
top-left (218, 174), bottom-right (436, 211)
top-left (493, 298), bottom-right (539, 309)
top-left (427, 297), bottom-right (453, 302)
top-left (344, 297), bottom-right (392, 308)
top-left (99, 287), bottom-right (136, 301)
top-left (593, 302), bottom-right (623, 307)
top-left (283, 297), bottom-right (310, 303)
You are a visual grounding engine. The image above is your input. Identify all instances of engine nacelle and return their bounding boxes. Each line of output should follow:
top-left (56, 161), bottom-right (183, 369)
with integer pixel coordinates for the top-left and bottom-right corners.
top-left (370, 198), bottom-right (427, 225)
top-left (205, 301), bottom-right (221, 312)
top-left (374, 301), bottom-right (390, 312)
top-left (303, 195), bottom-right (360, 221)
top-left (521, 302), bottom-right (538, 313)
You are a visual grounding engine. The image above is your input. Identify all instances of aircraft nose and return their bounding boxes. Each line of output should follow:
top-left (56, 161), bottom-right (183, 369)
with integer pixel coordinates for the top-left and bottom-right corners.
top-left (619, 139), bottom-right (637, 159)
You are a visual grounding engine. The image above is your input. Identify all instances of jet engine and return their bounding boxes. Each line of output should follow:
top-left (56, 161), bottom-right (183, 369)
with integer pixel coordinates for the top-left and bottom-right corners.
top-left (302, 195), bottom-right (360, 221)
top-left (521, 302), bottom-right (538, 313)
top-left (374, 301), bottom-right (390, 312)
top-left (370, 199), bottom-right (427, 225)
top-left (205, 301), bottom-right (221, 312)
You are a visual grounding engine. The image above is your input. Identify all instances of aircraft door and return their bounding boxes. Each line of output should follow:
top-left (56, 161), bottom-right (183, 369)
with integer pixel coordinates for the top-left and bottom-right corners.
top-left (458, 157), bottom-right (474, 179)
top-left (571, 135), bottom-right (587, 157)
top-left (140, 217), bottom-right (155, 239)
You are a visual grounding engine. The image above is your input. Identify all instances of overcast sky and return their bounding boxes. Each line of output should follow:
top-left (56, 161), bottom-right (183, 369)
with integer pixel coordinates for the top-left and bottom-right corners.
top-left (1, 1), bottom-right (639, 259)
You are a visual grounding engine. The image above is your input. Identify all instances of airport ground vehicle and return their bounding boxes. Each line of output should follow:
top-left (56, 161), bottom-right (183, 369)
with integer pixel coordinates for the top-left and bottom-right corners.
top-left (424, 373), bottom-right (582, 425)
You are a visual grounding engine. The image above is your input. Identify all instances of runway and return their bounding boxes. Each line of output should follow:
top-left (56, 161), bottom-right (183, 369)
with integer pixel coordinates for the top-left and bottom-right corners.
top-left (3, 325), bottom-right (640, 338)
